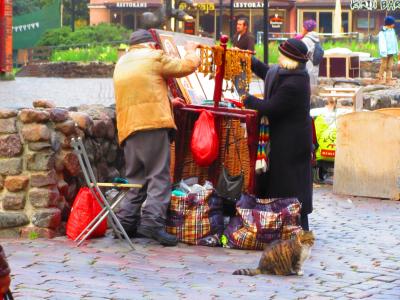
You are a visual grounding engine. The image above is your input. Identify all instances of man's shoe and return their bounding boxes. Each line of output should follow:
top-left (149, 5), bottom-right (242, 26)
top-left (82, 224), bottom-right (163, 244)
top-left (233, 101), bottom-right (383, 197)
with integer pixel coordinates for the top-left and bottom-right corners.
top-left (112, 228), bottom-right (147, 239)
top-left (137, 225), bottom-right (178, 246)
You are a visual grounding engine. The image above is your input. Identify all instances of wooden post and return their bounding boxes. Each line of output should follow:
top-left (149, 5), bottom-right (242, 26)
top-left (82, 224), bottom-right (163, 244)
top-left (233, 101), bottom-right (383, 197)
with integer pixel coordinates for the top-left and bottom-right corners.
top-left (213, 34), bottom-right (228, 108)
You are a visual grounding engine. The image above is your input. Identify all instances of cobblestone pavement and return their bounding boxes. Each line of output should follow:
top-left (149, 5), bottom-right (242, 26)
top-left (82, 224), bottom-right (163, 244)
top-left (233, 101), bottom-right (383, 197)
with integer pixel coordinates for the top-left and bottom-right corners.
top-left (0, 77), bottom-right (264, 109)
top-left (1, 185), bottom-right (399, 300)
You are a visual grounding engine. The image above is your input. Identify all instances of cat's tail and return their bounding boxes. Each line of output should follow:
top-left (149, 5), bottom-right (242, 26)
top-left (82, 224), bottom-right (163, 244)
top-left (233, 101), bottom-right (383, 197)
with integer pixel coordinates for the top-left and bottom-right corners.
top-left (232, 268), bottom-right (261, 276)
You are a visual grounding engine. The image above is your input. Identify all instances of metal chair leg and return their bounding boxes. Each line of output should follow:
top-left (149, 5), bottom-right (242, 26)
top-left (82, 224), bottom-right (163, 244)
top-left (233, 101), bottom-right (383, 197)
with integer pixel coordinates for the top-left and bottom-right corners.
top-left (74, 190), bottom-right (125, 242)
top-left (77, 191), bottom-right (135, 250)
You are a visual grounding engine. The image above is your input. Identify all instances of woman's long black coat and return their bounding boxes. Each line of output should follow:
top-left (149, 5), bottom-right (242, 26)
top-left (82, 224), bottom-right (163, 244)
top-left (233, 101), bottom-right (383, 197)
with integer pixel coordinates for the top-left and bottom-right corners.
top-left (245, 58), bottom-right (313, 215)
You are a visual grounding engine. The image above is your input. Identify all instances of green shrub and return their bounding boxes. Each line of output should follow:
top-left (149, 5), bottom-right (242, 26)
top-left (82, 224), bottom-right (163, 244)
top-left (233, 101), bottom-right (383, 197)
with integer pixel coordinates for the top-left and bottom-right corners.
top-left (37, 23), bottom-right (130, 47)
top-left (36, 26), bottom-right (72, 47)
top-left (51, 45), bottom-right (118, 62)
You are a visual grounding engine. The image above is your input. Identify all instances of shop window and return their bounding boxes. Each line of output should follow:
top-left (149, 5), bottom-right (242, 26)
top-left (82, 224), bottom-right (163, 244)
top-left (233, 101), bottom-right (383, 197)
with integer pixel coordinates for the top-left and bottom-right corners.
top-left (303, 12), bottom-right (317, 23)
top-left (111, 12), bottom-right (122, 25)
top-left (253, 15), bottom-right (263, 38)
top-left (357, 17), bottom-right (375, 29)
top-left (199, 15), bottom-right (214, 37)
top-left (342, 12), bottom-right (349, 32)
top-left (319, 12), bottom-right (332, 33)
top-left (123, 15), bottom-right (135, 30)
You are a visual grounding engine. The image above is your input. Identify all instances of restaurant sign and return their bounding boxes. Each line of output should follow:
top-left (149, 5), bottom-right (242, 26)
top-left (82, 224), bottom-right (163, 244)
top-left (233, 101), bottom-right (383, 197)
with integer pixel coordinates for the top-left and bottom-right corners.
top-left (179, 2), bottom-right (215, 12)
top-left (115, 2), bottom-right (148, 8)
top-left (234, 2), bottom-right (264, 8)
top-left (351, 0), bottom-right (400, 10)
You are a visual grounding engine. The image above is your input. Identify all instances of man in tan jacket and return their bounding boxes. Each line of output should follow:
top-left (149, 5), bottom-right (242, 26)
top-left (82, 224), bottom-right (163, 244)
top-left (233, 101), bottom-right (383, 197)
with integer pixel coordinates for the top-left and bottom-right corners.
top-left (113, 29), bottom-right (200, 246)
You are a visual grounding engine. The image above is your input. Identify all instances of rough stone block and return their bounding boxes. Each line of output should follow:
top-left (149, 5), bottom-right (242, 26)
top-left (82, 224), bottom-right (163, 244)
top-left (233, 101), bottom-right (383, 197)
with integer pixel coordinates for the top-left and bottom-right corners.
top-left (62, 151), bottom-right (81, 176)
top-left (19, 108), bottom-right (50, 123)
top-left (0, 134), bottom-right (23, 157)
top-left (30, 169), bottom-right (57, 187)
top-left (57, 196), bottom-right (70, 222)
top-left (29, 187), bottom-right (60, 208)
top-left (54, 153), bottom-right (64, 172)
top-left (55, 120), bottom-right (76, 135)
top-left (57, 179), bottom-right (69, 196)
top-left (0, 212), bottom-right (29, 229)
top-left (0, 118), bottom-right (17, 133)
top-left (0, 228), bottom-right (20, 238)
top-left (69, 111), bottom-right (93, 130)
top-left (31, 208), bottom-right (61, 229)
top-left (0, 158), bottom-right (23, 175)
top-left (92, 120), bottom-right (107, 138)
top-left (20, 226), bottom-right (57, 238)
top-left (50, 131), bottom-right (61, 152)
top-left (106, 119), bottom-right (116, 139)
top-left (106, 143), bottom-right (118, 163)
top-left (28, 142), bottom-right (52, 151)
top-left (0, 108), bottom-right (18, 119)
top-left (4, 175), bottom-right (29, 192)
top-left (33, 99), bottom-right (56, 109)
top-left (26, 150), bottom-right (55, 171)
top-left (55, 131), bottom-right (72, 149)
top-left (0, 176), bottom-right (4, 190)
top-left (66, 178), bottom-right (79, 202)
top-left (1, 192), bottom-right (26, 210)
top-left (21, 123), bottom-right (51, 142)
top-left (49, 108), bottom-right (69, 122)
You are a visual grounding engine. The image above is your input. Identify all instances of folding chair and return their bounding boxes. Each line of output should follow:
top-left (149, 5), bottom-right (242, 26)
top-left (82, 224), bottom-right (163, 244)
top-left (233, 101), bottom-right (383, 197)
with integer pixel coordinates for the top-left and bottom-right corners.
top-left (71, 137), bottom-right (142, 250)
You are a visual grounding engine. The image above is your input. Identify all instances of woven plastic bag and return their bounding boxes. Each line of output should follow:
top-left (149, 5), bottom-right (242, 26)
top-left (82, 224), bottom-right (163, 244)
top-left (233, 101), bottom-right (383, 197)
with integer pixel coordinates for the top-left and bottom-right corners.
top-left (66, 187), bottom-right (107, 240)
top-left (190, 110), bottom-right (219, 167)
top-left (223, 194), bottom-right (302, 250)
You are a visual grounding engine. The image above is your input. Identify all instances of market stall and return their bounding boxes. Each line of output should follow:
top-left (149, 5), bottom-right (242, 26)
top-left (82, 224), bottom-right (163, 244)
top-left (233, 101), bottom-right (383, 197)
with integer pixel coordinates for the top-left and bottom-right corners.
top-left (149, 29), bottom-right (259, 194)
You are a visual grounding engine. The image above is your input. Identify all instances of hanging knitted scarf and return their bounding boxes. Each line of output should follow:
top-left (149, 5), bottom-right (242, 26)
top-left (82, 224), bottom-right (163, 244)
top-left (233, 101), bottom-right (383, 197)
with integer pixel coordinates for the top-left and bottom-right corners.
top-left (255, 116), bottom-right (270, 174)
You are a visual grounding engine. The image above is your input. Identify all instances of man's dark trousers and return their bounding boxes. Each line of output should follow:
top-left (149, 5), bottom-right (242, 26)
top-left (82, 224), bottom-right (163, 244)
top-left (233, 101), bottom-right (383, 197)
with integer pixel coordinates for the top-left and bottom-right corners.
top-left (117, 129), bottom-right (171, 233)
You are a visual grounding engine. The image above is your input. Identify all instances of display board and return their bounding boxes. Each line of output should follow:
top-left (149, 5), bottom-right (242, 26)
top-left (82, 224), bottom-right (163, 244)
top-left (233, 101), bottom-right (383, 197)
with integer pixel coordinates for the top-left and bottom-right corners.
top-left (152, 29), bottom-right (240, 104)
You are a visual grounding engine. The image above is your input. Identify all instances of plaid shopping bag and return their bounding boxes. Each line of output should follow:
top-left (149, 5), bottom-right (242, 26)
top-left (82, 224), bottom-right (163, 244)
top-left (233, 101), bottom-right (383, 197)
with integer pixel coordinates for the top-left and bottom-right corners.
top-left (166, 189), bottom-right (216, 245)
top-left (224, 194), bottom-right (302, 250)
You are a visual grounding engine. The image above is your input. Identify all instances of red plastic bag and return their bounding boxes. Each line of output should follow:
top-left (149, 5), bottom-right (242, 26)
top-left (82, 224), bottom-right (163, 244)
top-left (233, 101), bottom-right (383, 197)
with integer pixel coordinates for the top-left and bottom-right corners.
top-left (191, 110), bottom-right (219, 167)
top-left (66, 187), bottom-right (107, 240)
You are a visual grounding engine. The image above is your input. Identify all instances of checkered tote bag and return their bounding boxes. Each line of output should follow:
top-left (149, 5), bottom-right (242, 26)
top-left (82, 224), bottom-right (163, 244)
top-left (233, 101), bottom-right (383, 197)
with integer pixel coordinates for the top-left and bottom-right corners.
top-left (167, 189), bottom-right (220, 245)
top-left (224, 194), bottom-right (302, 250)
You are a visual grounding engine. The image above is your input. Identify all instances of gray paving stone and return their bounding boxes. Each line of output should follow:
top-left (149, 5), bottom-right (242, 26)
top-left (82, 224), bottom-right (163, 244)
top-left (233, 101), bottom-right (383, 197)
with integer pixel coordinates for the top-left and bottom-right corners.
top-left (1, 185), bottom-right (399, 299)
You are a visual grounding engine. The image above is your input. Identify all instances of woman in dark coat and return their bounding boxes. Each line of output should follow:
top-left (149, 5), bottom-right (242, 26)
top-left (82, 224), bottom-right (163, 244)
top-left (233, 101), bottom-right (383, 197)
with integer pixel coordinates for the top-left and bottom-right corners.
top-left (243, 39), bottom-right (313, 230)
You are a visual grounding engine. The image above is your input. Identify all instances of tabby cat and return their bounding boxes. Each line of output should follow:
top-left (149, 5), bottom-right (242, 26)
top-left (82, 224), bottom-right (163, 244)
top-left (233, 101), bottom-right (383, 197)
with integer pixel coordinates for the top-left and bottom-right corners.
top-left (233, 230), bottom-right (315, 276)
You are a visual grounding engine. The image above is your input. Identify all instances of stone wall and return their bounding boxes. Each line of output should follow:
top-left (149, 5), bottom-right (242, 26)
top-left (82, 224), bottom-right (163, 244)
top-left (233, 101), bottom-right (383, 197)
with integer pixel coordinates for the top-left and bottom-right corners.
top-left (360, 60), bottom-right (400, 79)
top-left (0, 101), bottom-right (123, 238)
top-left (17, 62), bottom-right (115, 78)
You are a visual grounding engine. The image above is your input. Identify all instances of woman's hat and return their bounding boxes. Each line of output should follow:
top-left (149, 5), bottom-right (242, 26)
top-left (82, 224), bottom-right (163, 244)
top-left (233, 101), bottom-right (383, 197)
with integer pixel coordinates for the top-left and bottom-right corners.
top-left (129, 29), bottom-right (154, 45)
top-left (385, 16), bottom-right (395, 26)
top-left (278, 39), bottom-right (308, 63)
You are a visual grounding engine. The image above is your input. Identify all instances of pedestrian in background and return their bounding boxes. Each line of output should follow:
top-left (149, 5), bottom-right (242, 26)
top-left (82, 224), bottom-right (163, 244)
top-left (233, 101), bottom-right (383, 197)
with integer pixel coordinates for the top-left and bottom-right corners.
top-left (232, 17), bottom-right (255, 96)
top-left (243, 39), bottom-right (313, 231)
top-left (0, 245), bottom-right (11, 299)
top-left (377, 16), bottom-right (399, 85)
top-left (113, 29), bottom-right (200, 246)
top-left (298, 19), bottom-right (322, 95)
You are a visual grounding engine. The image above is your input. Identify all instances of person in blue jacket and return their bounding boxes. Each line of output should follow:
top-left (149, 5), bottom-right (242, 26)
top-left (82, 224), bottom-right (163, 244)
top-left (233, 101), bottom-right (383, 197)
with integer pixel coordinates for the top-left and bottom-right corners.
top-left (378, 16), bottom-right (399, 84)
